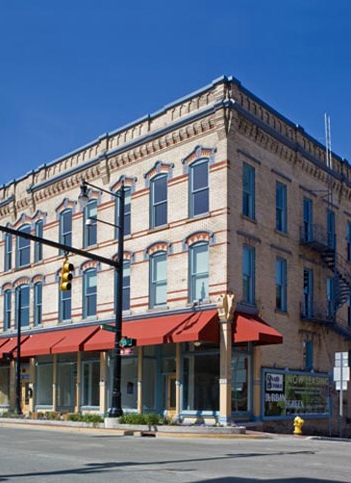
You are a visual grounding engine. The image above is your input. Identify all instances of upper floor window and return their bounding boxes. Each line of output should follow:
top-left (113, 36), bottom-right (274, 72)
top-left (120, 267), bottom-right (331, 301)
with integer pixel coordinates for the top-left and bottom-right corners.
top-left (83, 200), bottom-right (97, 248)
top-left (4, 233), bottom-right (12, 272)
top-left (150, 252), bottom-right (167, 308)
top-left (303, 268), bottom-right (313, 318)
top-left (327, 209), bottom-right (335, 249)
top-left (3, 289), bottom-right (11, 330)
top-left (59, 209), bottom-right (72, 252)
top-left (303, 339), bottom-right (313, 371)
top-left (276, 181), bottom-right (287, 233)
top-left (59, 286), bottom-right (71, 322)
top-left (83, 268), bottom-right (97, 318)
top-left (15, 284), bottom-right (30, 328)
top-left (16, 225), bottom-right (31, 268)
top-left (189, 159), bottom-right (209, 218)
top-left (276, 257), bottom-right (287, 312)
top-left (150, 174), bottom-right (167, 229)
top-left (115, 187), bottom-right (131, 238)
top-left (34, 220), bottom-right (43, 263)
top-left (242, 245), bottom-right (255, 304)
top-left (34, 281), bottom-right (42, 326)
top-left (347, 221), bottom-right (351, 262)
top-left (326, 276), bottom-right (334, 319)
top-left (115, 260), bottom-right (131, 312)
top-left (189, 242), bottom-right (209, 302)
top-left (303, 197), bottom-right (313, 242)
top-left (242, 163), bottom-right (255, 219)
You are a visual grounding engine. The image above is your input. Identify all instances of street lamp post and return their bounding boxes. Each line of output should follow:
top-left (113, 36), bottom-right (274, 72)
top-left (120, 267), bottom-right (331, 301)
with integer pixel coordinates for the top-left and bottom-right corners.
top-left (79, 179), bottom-right (125, 417)
top-left (15, 287), bottom-right (22, 415)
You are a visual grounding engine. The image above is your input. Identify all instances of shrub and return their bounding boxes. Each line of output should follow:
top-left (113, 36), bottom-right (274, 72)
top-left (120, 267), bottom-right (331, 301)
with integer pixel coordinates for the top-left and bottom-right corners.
top-left (118, 413), bottom-right (171, 425)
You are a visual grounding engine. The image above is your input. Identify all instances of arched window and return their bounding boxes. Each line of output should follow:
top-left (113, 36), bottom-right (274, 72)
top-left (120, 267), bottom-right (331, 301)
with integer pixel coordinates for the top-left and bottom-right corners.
top-left (59, 208), bottom-right (73, 251)
top-left (16, 225), bottom-right (31, 268)
top-left (3, 289), bottom-right (11, 330)
top-left (15, 284), bottom-right (30, 328)
top-left (150, 174), bottom-right (167, 228)
top-left (115, 187), bottom-right (131, 238)
top-left (189, 242), bottom-right (209, 302)
top-left (189, 159), bottom-right (209, 218)
top-left (34, 281), bottom-right (43, 326)
top-left (83, 268), bottom-right (97, 318)
top-left (59, 285), bottom-right (71, 322)
top-left (34, 220), bottom-right (43, 262)
top-left (150, 251), bottom-right (167, 308)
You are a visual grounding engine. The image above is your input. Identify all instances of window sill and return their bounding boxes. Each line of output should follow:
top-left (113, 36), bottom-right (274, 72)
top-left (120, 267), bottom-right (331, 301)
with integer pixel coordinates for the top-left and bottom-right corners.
top-left (148, 224), bottom-right (170, 233)
top-left (147, 305), bottom-right (169, 312)
top-left (274, 229), bottom-right (288, 237)
top-left (241, 214), bottom-right (257, 224)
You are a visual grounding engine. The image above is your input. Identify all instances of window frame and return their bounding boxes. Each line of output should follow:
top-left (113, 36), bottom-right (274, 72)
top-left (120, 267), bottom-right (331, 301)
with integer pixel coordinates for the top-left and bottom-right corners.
top-left (83, 200), bottom-right (97, 248)
top-left (189, 241), bottom-right (209, 303)
top-left (33, 281), bottom-right (43, 326)
top-left (149, 251), bottom-right (167, 308)
top-left (242, 245), bottom-right (255, 305)
top-left (59, 209), bottom-right (73, 253)
top-left (303, 197), bottom-right (313, 242)
top-left (115, 259), bottom-right (131, 312)
top-left (34, 220), bottom-right (43, 263)
top-left (303, 268), bottom-right (313, 318)
top-left (3, 289), bottom-right (11, 331)
top-left (275, 257), bottom-right (287, 312)
top-left (327, 209), bottom-right (335, 249)
top-left (115, 187), bottom-right (131, 238)
top-left (189, 158), bottom-right (209, 218)
top-left (83, 268), bottom-right (97, 318)
top-left (150, 174), bottom-right (168, 229)
top-left (4, 233), bottom-right (12, 272)
top-left (242, 162), bottom-right (255, 219)
top-left (59, 286), bottom-right (72, 322)
top-left (275, 181), bottom-right (287, 233)
top-left (15, 284), bottom-right (30, 328)
top-left (16, 224), bottom-right (31, 268)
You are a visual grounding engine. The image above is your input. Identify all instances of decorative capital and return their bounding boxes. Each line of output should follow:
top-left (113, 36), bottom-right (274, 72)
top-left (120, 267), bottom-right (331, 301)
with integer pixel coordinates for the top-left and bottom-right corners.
top-left (216, 292), bottom-right (236, 321)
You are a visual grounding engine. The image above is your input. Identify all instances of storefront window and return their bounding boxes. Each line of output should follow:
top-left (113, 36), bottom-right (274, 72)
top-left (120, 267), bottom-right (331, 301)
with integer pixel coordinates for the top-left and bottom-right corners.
top-left (0, 366), bottom-right (10, 406)
top-left (82, 360), bottom-right (100, 407)
top-left (57, 362), bottom-right (75, 410)
top-left (231, 350), bottom-right (251, 413)
top-left (107, 352), bottom-right (138, 412)
top-left (36, 362), bottom-right (53, 406)
top-left (143, 356), bottom-right (156, 412)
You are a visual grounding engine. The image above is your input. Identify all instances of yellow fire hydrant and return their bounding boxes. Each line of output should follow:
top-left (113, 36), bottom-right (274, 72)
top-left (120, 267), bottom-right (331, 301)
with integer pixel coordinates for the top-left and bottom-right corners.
top-left (293, 415), bottom-right (305, 435)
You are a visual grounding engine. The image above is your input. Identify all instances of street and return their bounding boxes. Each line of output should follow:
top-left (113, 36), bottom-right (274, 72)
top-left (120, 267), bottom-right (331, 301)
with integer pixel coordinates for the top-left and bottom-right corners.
top-left (0, 425), bottom-right (350, 483)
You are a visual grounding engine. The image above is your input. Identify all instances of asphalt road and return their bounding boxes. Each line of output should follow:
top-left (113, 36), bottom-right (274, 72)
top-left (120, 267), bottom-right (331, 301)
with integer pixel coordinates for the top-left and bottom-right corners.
top-left (0, 425), bottom-right (350, 483)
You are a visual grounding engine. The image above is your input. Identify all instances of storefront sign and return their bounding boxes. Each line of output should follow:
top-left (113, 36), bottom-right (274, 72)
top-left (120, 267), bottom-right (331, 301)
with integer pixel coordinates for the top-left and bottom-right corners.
top-left (262, 369), bottom-right (330, 419)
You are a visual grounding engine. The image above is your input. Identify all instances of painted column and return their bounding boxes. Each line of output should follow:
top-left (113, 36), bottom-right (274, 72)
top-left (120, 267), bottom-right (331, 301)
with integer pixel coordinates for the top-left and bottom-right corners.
top-left (75, 352), bottom-right (81, 413)
top-left (28, 358), bottom-right (35, 413)
top-left (175, 343), bottom-right (181, 420)
top-left (100, 352), bottom-right (107, 414)
top-left (52, 354), bottom-right (57, 412)
top-left (217, 293), bottom-right (236, 426)
top-left (137, 346), bottom-right (143, 414)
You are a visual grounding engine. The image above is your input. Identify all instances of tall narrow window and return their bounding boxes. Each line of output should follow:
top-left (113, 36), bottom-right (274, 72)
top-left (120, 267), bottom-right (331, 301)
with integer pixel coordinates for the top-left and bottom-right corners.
top-left (327, 209), bottom-right (335, 249)
top-left (303, 340), bottom-right (313, 371)
top-left (327, 276), bottom-right (334, 319)
top-left (4, 233), bottom-right (12, 271)
top-left (34, 220), bottom-right (43, 262)
top-left (303, 268), bottom-right (313, 318)
top-left (60, 209), bottom-right (72, 253)
top-left (242, 163), bottom-right (255, 219)
top-left (276, 181), bottom-right (287, 233)
top-left (83, 200), bottom-right (97, 248)
top-left (34, 282), bottom-right (42, 326)
top-left (150, 174), bottom-right (167, 228)
top-left (150, 252), bottom-right (167, 308)
top-left (347, 222), bottom-right (351, 262)
top-left (59, 288), bottom-right (72, 322)
top-left (189, 242), bottom-right (209, 302)
top-left (115, 260), bottom-right (131, 312)
top-left (242, 245), bottom-right (255, 304)
top-left (83, 268), bottom-right (97, 318)
top-left (348, 291), bottom-right (351, 327)
top-left (3, 289), bottom-right (11, 330)
top-left (303, 197), bottom-right (313, 242)
top-left (190, 159), bottom-right (209, 218)
top-left (276, 257), bottom-right (287, 312)
top-left (16, 225), bottom-right (31, 268)
top-left (15, 285), bottom-right (30, 328)
top-left (115, 187), bottom-right (131, 238)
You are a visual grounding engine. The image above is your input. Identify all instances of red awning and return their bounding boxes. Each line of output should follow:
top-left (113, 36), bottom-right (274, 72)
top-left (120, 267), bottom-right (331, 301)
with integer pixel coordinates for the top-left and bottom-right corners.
top-left (0, 338), bottom-right (10, 348)
top-left (0, 336), bottom-right (30, 358)
top-left (84, 309), bottom-right (219, 350)
top-left (21, 331), bottom-right (66, 357)
top-left (51, 326), bottom-right (100, 354)
top-left (234, 313), bottom-right (283, 345)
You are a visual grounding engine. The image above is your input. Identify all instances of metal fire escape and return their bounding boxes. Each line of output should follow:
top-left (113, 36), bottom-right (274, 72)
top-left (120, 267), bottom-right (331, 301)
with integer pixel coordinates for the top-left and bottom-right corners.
top-left (300, 115), bottom-right (351, 341)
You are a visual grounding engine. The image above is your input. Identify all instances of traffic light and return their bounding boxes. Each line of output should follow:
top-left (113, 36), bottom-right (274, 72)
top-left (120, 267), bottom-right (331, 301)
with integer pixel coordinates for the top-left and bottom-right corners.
top-left (60, 257), bottom-right (74, 291)
top-left (119, 337), bottom-right (136, 348)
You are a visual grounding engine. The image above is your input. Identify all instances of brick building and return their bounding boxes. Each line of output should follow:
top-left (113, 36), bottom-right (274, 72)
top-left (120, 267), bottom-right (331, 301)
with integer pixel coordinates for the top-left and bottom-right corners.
top-left (0, 75), bottom-right (350, 432)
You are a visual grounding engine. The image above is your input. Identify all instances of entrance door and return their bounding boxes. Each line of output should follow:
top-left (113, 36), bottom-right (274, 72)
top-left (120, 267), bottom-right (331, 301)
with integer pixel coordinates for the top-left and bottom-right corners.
top-left (167, 374), bottom-right (177, 419)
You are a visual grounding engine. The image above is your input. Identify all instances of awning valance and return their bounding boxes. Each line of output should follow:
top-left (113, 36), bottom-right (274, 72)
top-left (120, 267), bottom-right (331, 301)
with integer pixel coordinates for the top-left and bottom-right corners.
top-left (234, 312), bottom-right (283, 345)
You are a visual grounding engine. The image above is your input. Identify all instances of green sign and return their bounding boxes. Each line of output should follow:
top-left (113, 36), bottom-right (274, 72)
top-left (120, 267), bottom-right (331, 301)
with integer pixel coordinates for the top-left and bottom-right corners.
top-left (263, 369), bottom-right (330, 419)
top-left (100, 324), bottom-right (116, 333)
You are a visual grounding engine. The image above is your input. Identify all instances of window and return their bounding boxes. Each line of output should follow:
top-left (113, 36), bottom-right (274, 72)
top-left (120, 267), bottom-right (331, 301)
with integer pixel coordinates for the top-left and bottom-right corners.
top-left (59, 287), bottom-right (71, 322)
top-left (242, 245), bottom-right (255, 304)
top-left (276, 257), bottom-right (287, 312)
top-left (327, 276), bottom-right (334, 319)
top-left (276, 181), bottom-right (287, 233)
top-left (59, 209), bottom-right (72, 252)
top-left (16, 225), bottom-right (31, 268)
top-left (34, 282), bottom-right (42, 326)
top-left (150, 174), bottom-right (167, 228)
top-left (150, 252), bottom-right (167, 308)
top-left (303, 197), bottom-right (313, 242)
top-left (115, 260), bottom-right (131, 312)
top-left (15, 285), bottom-right (30, 328)
top-left (189, 159), bottom-right (209, 218)
top-left (34, 220), bottom-right (43, 262)
top-left (3, 289), bottom-right (11, 330)
top-left (4, 233), bottom-right (12, 271)
top-left (347, 222), bottom-right (351, 262)
top-left (83, 268), bottom-right (97, 318)
top-left (242, 163), bottom-right (255, 219)
top-left (115, 187), bottom-right (131, 238)
top-left (327, 209), bottom-right (335, 249)
top-left (189, 242), bottom-right (209, 302)
top-left (82, 360), bottom-right (100, 406)
top-left (303, 340), bottom-right (313, 371)
top-left (348, 291), bottom-right (351, 327)
top-left (303, 268), bottom-right (313, 318)
top-left (83, 200), bottom-right (97, 248)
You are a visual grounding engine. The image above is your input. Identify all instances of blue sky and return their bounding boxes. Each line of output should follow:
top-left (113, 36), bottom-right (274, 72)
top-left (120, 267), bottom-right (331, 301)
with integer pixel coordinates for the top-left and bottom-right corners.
top-left (0, 0), bottom-right (350, 186)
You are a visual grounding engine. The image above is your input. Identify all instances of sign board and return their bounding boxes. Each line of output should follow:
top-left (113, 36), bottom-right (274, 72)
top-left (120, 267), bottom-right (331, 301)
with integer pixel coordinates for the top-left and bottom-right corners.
top-left (100, 324), bottom-right (116, 333)
top-left (333, 366), bottom-right (350, 383)
top-left (334, 352), bottom-right (348, 367)
top-left (335, 380), bottom-right (348, 391)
